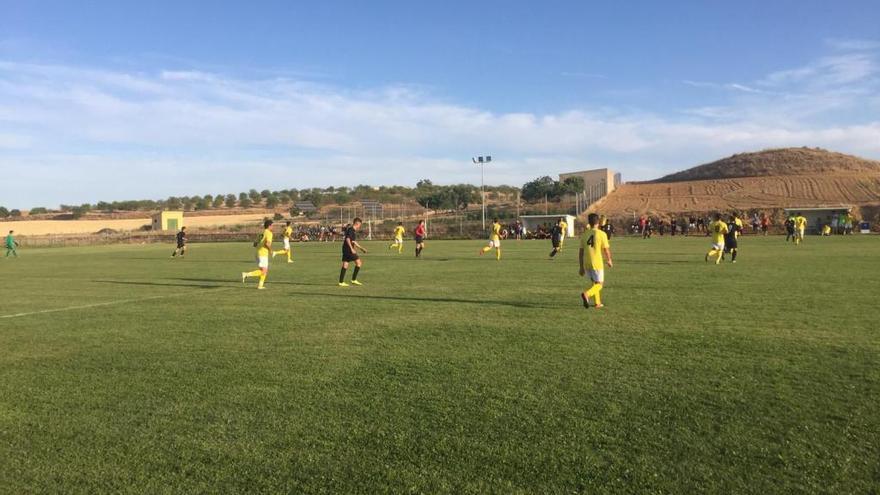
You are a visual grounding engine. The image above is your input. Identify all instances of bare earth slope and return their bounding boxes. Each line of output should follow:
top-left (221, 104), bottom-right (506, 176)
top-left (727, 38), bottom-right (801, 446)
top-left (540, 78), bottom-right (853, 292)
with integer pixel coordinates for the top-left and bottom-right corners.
top-left (593, 148), bottom-right (880, 217)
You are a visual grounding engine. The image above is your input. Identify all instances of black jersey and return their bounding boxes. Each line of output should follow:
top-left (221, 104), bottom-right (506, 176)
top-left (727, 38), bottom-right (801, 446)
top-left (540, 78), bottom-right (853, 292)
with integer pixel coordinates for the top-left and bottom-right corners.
top-left (724, 221), bottom-right (741, 244)
top-left (343, 226), bottom-right (356, 252)
top-left (176, 230), bottom-right (186, 246)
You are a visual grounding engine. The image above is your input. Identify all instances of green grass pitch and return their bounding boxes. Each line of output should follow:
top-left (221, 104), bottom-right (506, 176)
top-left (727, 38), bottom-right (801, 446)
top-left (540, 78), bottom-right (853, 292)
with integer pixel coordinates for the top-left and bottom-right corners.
top-left (1, 236), bottom-right (878, 493)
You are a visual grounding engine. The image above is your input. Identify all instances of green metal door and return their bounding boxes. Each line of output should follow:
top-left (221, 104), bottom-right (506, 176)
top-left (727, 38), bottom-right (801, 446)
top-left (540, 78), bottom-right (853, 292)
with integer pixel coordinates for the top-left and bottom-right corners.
top-left (167, 218), bottom-right (178, 231)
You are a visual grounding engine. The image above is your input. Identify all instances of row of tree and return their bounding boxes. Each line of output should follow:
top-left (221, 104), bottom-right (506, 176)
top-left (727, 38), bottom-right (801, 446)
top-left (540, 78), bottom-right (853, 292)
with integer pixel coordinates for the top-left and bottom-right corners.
top-left (2, 177), bottom-right (582, 218)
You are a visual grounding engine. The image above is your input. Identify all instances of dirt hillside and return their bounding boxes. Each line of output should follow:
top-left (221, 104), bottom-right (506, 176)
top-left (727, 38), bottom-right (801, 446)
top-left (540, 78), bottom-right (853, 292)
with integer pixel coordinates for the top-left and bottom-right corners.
top-left (652, 147), bottom-right (880, 183)
top-left (592, 148), bottom-right (880, 218)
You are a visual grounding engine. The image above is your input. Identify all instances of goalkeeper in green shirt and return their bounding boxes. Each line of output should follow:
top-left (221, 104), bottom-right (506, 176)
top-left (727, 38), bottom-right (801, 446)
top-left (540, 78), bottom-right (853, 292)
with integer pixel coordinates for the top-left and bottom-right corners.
top-left (5, 230), bottom-right (19, 257)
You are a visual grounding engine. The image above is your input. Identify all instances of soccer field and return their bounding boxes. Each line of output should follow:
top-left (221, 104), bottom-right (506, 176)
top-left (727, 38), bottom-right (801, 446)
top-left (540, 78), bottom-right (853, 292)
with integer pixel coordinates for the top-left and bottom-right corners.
top-left (1, 236), bottom-right (878, 493)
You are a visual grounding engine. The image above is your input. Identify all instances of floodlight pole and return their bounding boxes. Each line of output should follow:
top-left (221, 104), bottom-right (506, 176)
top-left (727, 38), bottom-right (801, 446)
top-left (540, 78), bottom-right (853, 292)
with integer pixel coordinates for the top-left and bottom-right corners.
top-left (480, 162), bottom-right (485, 231)
top-left (473, 155), bottom-right (492, 231)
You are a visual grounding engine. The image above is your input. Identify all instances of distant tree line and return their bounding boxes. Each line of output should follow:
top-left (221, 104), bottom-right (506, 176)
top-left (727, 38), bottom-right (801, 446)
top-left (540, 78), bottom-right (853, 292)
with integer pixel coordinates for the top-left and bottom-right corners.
top-left (1, 182), bottom-right (525, 217)
top-left (520, 176), bottom-right (585, 202)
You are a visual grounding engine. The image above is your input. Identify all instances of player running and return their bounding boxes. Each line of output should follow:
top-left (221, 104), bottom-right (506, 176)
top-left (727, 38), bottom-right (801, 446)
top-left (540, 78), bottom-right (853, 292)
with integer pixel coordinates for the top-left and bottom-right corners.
top-left (5, 230), bottom-right (19, 258)
top-left (479, 218), bottom-right (503, 260)
top-left (579, 213), bottom-right (613, 309)
top-left (272, 221), bottom-right (294, 263)
top-left (723, 214), bottom-right (743, 263)
top-left (413, 220), bottom-right (426, 257)
top-left (705, 213), bottom-right (729, 265)
top-left (339, 218), bottom-right (367, 286)
top-left (549, 218), bottom-right (563, 258)
top-left (794, 212), bottom-right (807, 245)
top-left (241, 219), bottom-right (274, 290)
top-left (389, 222), bottom-right (406, 254)
top-left (171, 226), bottom-right (187, 258)
top-left (558, 217), bottom-right (569, 248)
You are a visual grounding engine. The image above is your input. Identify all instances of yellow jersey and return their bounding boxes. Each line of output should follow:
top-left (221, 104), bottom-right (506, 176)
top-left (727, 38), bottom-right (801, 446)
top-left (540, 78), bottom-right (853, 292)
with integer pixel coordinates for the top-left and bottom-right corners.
top-left (491, 222), bottom-right (501, 241)
top-left (710, 220), bottom-right (729, 244)
top-left (393, 226), bottom-right (405, 239)
top-left (283, 226), bottom-right (293, 239)
top-left (559, 221), bottom-right (568, 236)
top-left (795, 216), bottom-right (807, 230)
top-left (579, 227), bottom-right (609, 271)
top-left (257, 228), bottom-right (273, 257)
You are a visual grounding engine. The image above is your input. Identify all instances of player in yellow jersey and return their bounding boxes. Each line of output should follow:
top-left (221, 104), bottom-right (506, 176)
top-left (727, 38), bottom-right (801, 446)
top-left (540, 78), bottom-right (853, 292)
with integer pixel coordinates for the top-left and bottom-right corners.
top-left (271, 221), bottom-right (294, 263)
top-left (559, 217), bottom-right (569, 248)
top-left (579, 213), bottom-right (613, 309)
top-left (388, 222), bottom-right (405, 254)
top-left (794, 212), bottom-right (807, 245)
top-left (705, 213), bottom-right (729, 265)
top-left (479, 218), bottom-right (502, 260)
top-left (242, 219), bottom-right (274, 289)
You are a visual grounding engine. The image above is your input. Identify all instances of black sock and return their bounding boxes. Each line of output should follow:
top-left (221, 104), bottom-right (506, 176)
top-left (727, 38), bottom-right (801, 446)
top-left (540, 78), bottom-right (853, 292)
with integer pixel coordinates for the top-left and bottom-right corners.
top-left (550, 249), bottom-right (557, 257)
top-left (352, 266), bottom-right (360, 280)
top-left (339, 267), bottom-right (346, 283)
top-left (731, 249), bottom-right (737, 261)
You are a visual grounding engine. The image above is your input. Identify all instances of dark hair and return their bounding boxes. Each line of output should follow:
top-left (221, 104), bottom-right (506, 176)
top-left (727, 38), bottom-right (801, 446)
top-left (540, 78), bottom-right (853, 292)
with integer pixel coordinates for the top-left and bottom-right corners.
top-left (398, 221), bottom-right (403, 225)
top-left (286, 221), bottom-right (291, 226)
top-left (264, 219), bottom-right (274, 228)
top-left (796, 212), bottom-right (802, 216)
top-left (587, 213), bottom-right (599, 226)
top-left (714, 213), bottom-right (722, 220)
top-left (418, 219), bottom-right (424, 224)
top-left (181, 226), bottom-right (186, 230)
top-left (493, 218), bottom-right (499, 222)
top-left (352, 217), bottom-right (362, 224)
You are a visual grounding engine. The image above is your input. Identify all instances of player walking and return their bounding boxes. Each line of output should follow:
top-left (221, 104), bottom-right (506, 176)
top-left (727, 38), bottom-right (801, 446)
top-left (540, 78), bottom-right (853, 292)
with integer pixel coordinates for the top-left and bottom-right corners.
top-left (479, 218), bottom-right (503, 260)
top-left (272, 221), bottom-right (294, 263)
top-left (794, 212), bottom-right (807, 245)
top-left (413, 220), bottom-right (426, 257)
top-left (579, 213), bottom-right (613, 309)
top-left (5, 230), bottom-right (19, 257)
top-left (339, 218), bottom-right (367, 286)
top-left (241, 219), bottom-right (273, 290)
top-left (549, 219), bottom-right (563, 258)
top-left (389, 222), bottom-right (406, 254)
top-left (705, 213), bottom-right (729, 264)
top-left (171, 227), bottom-right (187, 258)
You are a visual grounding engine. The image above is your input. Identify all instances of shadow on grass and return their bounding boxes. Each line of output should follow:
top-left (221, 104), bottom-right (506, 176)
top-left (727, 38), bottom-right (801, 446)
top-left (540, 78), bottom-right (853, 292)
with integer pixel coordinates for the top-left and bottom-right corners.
top-left (174, 277), bottom-right (328, 287)
top-left (284, 289), bottom-right (549, 309)
top-left (93, 280), bottom-right (230, 289)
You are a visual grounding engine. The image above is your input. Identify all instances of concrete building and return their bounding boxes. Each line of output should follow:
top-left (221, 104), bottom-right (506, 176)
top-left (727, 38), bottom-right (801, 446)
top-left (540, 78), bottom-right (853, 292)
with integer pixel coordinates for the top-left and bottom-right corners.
top-left (559, 168), bottom-right (621, 205)
top-left (783, 207), bottom-right (853, 235)
top-left (151, 211), bottom-right (184, 231)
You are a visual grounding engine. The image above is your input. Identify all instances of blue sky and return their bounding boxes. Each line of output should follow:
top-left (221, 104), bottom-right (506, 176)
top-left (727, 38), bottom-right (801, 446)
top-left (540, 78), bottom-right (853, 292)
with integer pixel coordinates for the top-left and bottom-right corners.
top-left (1, 0), bottom-right (879, 208)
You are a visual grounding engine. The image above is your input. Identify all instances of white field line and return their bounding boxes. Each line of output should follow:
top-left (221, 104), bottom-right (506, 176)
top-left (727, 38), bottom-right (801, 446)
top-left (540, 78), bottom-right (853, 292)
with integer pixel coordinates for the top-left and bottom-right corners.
top-left (0, 287), bottom-right (234, 320)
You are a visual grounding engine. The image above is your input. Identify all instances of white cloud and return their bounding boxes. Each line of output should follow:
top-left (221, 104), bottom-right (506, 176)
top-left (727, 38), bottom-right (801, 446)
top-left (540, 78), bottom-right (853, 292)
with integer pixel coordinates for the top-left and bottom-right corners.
top-left (0, 47), bottom-right (879, 208)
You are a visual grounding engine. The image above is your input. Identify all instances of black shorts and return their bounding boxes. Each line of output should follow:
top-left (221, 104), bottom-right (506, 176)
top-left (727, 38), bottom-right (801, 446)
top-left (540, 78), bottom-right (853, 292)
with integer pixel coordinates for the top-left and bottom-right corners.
top-left (724, 239), bottom-right (738, 250)
top-left (342, 251), bottom-right (359, 262)
top-left (415, 235), bottom-right (424, 244)
top-left (551, 238), bottom-right (561, 248)
top-left (177, 243), bottom-right (186, 249)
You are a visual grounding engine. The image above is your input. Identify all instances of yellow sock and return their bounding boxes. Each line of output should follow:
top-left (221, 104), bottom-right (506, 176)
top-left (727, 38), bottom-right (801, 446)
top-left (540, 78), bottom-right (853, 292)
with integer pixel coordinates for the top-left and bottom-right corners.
top-left (586, 283), bottom-right (601, 299)
top-left (287, 251), bottom-right (292, 261)
top-left (594, 290), bottom-right (602, 306)
top-left (715, 251), bottom-right (723, 263)
top-left (258, 274), bottom-right (266, 288)
top-left (496, 248), bottom-right (501, 260)
top-left (398, 245), bottom-right (403, 253)
top-left (245, 269), bottom-right (262, 278)
top-left (481, 246), bottom-right (492, 253)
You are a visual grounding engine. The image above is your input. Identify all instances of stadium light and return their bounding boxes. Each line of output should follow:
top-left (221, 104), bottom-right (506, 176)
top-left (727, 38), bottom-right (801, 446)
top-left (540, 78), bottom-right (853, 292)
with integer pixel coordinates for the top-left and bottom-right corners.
top-left (472, 155), bottom-right (492, 230)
